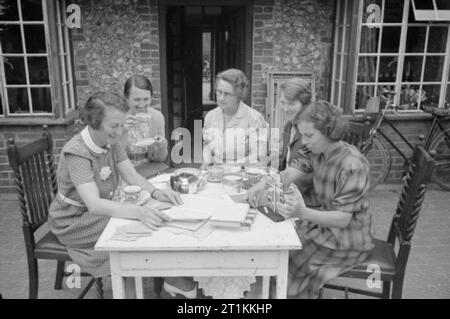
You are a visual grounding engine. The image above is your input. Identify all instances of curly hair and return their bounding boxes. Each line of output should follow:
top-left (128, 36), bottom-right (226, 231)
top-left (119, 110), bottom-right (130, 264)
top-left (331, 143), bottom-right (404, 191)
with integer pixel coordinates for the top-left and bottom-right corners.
top-left (293, 100), bottom-right (348, 141)
top-left (279, 78), bottom-right (312, 106)
top-left (215, 68), bottom-right (249, 100)
top-left (80, 92), bottom-right (129, 130)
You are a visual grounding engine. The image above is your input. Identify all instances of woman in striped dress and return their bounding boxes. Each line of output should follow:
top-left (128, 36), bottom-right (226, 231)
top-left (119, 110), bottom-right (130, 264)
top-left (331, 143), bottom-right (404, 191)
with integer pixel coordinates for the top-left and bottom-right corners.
top-left (277, 100), bottom-right (374, 298)
top-left (48, 92), bottom-right (182, 279)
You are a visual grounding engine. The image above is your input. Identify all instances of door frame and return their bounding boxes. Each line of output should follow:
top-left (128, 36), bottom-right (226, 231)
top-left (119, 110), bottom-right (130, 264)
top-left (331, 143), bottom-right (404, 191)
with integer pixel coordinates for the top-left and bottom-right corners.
top-left (158, 0), bottom-right (253, 139)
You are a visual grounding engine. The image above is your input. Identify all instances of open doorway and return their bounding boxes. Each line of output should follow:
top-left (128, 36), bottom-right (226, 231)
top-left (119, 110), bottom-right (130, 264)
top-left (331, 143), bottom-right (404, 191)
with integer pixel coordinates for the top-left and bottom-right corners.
top-left (159, 1), bottom-right (253, 159)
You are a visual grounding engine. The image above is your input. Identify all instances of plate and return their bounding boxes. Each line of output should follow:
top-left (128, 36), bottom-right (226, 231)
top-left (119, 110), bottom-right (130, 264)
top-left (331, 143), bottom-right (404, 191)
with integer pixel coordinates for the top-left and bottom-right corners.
top-left (133, 137), bottom-right (156, 147)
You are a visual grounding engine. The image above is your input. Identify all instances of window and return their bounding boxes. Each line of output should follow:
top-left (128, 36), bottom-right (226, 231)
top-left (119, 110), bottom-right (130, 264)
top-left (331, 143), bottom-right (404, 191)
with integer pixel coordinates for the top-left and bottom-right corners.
top-left (412, 0), bottom-right (450, 21)
top-left (333, 0), bottom-right (450, 113)
top-left (0, 0), bottom-right (75, 117)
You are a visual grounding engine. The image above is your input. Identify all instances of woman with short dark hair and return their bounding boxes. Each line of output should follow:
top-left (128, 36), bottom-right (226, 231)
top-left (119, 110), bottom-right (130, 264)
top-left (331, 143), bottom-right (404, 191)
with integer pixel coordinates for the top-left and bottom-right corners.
top-left (48, 92), bottom-right (181, 279)
top-left (123, 75), bottom-right (168, 165)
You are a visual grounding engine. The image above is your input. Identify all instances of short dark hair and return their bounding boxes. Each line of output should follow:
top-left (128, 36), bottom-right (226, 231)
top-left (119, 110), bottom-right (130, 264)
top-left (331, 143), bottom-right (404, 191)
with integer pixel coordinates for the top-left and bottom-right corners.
top-left (80, 92), bottom-right (129, 129)
top-left (215, 68), bottom-right (249, 100)
top-left (293, 100), bottom-right (347, 142)
top-left (123, 75), bottom-right (154, 98)
top-left (279, 78), bottom-right (312, 106)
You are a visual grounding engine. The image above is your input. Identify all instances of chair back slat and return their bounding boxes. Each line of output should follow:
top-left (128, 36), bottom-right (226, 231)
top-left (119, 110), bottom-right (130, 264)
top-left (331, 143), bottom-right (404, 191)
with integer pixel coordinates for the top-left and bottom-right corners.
top-left (21, 158), bottom-right (40, 225)
top-left (343, 121), bottom-right (371, 151)
top-left (388, 146), bottom-right (434, 246)
top-left (31, 153), bottom-right (48, 222)
top-left (7, 126), bottom-right (57, 231)
top-left (37, 151), bottom-right (53, 212)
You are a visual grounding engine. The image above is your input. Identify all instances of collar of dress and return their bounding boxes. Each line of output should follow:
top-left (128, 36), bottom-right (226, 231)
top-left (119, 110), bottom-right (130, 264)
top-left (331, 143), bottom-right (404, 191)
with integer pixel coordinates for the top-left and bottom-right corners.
top-left (81, 126), bottom-right (110, 154)
top-left (320, 140), bottom-right (343, 161)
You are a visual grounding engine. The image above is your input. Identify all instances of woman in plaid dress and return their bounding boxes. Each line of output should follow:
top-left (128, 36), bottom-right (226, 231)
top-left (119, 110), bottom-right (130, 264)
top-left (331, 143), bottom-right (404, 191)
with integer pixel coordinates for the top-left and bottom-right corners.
top-left (48, 92), bottom-right (181, 279)
top-left (278, 100), bottom-right (374, 299)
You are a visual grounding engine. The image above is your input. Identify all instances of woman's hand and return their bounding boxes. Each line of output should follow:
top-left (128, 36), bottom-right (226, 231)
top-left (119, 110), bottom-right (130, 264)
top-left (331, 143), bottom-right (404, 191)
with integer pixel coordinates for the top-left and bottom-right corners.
top-left (277, 184), bottom-right (306, 219)
top-left (152, 188), bottom-right (183, 206)
top-left (247, 180), bottom-right (269, 208)
top-left (137, 205), bottom-right (172, 230)
top-left (125, 115), bottom-right (140, 128)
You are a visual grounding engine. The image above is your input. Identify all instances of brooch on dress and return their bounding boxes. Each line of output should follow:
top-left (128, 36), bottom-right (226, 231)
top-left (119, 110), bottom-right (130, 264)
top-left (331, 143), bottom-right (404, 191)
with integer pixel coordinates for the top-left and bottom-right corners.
top-left (100, 166), bottom-right (112, 181)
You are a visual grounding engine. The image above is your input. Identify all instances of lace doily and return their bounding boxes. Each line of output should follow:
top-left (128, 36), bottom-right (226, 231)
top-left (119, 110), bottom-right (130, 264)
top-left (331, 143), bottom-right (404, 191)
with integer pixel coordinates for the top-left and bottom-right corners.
top-left (194, 276), bottom-right (256, 299)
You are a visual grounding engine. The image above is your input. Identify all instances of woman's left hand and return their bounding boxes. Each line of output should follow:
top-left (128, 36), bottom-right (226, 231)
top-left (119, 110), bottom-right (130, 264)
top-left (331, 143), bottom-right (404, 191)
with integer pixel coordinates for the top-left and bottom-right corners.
top-left (152, 188), bottom-right (183, 206)
top-left (277, 184), bottom-right (306, 219)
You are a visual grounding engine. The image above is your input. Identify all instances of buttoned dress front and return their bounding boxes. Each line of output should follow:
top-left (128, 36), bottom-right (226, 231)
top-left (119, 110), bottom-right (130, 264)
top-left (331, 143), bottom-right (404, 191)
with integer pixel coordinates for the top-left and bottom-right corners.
top-left (287, 141), bottom-right (374, 298)
top-left (203, 101), bottom-right (268, 164)
top-left (48, 127), bottom-right (128, 278)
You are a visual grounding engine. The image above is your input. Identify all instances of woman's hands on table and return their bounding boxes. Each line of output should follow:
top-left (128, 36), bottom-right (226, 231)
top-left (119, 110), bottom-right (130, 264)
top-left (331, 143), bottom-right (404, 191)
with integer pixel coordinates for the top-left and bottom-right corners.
top-left (137, 205), bottom-right (172, 230)
top-left (152, 188), bottom-right (183, 206)
top-left (247, 180), bottom-right (269, 208)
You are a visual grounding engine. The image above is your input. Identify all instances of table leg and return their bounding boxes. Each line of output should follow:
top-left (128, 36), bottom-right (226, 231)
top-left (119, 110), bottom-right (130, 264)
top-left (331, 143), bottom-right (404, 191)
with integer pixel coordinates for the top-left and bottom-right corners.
top-left (262, 276), bottom-right (270, 299)
top-left (135, 277), bottom-right (144, 299)
top-left (275, 250), bottom-right (289, 299)
top-left (111, 274), bottom-right (126, 299)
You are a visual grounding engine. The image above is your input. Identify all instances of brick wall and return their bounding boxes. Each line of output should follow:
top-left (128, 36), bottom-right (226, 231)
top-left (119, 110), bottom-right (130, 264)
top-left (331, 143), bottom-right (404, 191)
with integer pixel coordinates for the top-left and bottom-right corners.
top-left (0, 123), bottom-right (74, 193)
top-left (71, 0), bottom-right (161, 108)
top-left (251, 0), bottom-right (334, 113)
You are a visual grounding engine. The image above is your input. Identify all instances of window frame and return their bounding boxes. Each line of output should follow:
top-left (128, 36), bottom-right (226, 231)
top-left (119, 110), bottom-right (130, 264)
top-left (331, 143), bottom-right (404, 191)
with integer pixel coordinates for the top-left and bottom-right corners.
top-left (333, 0), bottom-right (450, 114)
top-left (0, 0), bottom-right (75, 119)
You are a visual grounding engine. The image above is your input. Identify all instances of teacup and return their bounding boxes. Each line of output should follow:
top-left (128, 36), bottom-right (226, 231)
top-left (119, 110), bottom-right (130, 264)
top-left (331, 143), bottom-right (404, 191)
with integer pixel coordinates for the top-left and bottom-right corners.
top-left (123, 185), bottom-right (142, 203)
top-left (246, 167), bottom-right (267, 185)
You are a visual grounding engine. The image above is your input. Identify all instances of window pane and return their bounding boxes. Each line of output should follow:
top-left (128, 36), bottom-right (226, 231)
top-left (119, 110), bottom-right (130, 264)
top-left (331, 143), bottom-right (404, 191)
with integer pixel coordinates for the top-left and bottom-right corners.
top-left (379, 56), bottom-right (398, 82)
top-left (445, 85), bottom-right (450, 108)
top-left (0, 0), bottom-right (19, 21)
top-left (384, 0), bottom-right (404, 23)
top-left (358, 56), bottom-right (377, 82)
top-left (362, 0), bottom-right (382, 24)
top-left (408, 4), bottom-right (418, 23)
top-left (31, 87), bottom-right (51, 112)
top-left (360, 26), bottom-right (379, 53)
top-left (332, 80), bottom-right (340, 106)
top-left (24, 25), bottom-right (46, 53)
top-left (337, 26), bottom-right (343, 52)
top-left (424, 56), bottom-right (444, 82)
top-left (436, 0), bottom-right (450, 10)
top-left (400, 84), bottom-right (421, 109)
top-left (21, 0), bottom-right (43, 21)
top-left (381, 27), bottom-right (401, 53)
top-left (0, 24), bottom-right (23, 53)
top-left (7, 88), bottom-right (30, 113)
top-left (413, 0), bottom-right (434, 10)
top-left (405, 26), bottom-right (426, 53)
top-left (421, 85), bottom-right (441, 108)
top-left (338, 0), bottom-right (345, 25)
top-left (28, 57), bottom-right (49, 84)
top-left (427, 27), bottom-right (448, 53)
top-left (0, 92), bottom-right (3, 115)
top-left (355, 85), bottom-right (376, 110)
top-left (334, 54), bottom-right (342, 80)
top-left (403, 56), bottom-right (423, 82)
top-left (4, 57), bottom-right (26, 84)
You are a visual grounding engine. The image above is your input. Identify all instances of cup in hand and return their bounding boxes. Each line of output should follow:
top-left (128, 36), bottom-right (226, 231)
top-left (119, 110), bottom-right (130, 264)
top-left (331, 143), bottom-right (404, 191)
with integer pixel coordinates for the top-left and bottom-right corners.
top-left (122, 185), bottom-right (142, 203)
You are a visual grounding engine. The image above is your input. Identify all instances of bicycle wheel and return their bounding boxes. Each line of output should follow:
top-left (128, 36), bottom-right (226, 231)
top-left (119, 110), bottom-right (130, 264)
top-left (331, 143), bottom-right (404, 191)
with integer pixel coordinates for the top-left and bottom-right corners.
top-left (365, 135), bottom-right (392, 191)
top-left (429, 128), bottom-right (450, 191)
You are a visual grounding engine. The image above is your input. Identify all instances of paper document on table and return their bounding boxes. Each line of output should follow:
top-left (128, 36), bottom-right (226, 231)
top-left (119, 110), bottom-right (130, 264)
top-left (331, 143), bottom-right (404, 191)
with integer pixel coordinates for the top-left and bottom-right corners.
top-left (110, 223), bottom-right (153, 241)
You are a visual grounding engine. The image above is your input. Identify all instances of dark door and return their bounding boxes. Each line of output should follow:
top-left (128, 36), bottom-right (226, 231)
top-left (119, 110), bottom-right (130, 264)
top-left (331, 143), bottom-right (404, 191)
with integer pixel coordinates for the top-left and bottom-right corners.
top-left (160, 2), bottom-right (252, 164)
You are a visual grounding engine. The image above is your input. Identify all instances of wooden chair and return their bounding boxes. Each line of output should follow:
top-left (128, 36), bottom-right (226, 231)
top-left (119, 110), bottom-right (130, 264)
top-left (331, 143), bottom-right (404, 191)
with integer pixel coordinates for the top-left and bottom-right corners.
top-left (343, 120), bottom-right (371, 151)
top-left (7, 125), bottom-right (103, 299)
top-left (320, 145), bottom-right (434, 299)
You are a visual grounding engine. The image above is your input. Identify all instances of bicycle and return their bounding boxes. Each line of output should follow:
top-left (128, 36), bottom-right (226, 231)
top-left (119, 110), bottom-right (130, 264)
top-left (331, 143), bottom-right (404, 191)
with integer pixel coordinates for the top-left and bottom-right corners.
top-left (360, 90), bottom-right (450, 191)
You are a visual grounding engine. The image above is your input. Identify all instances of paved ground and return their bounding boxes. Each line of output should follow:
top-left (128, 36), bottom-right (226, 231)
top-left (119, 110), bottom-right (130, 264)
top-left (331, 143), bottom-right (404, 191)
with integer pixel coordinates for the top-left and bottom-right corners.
top-left (1, 184), bottom-right (449, 299)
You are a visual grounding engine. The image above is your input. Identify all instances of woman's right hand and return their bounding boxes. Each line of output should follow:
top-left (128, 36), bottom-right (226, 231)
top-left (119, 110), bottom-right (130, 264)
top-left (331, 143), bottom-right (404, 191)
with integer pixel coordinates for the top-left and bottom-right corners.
top-left (137, 206), bottom-right (172, 230)
top-left (247, 180), bottom-right (269, 208)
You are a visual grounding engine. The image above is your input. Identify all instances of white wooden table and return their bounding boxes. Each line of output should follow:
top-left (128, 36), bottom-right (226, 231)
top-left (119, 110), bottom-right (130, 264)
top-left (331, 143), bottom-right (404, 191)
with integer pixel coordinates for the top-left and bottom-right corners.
top-left (95, 182), bottom-right (302, 299)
